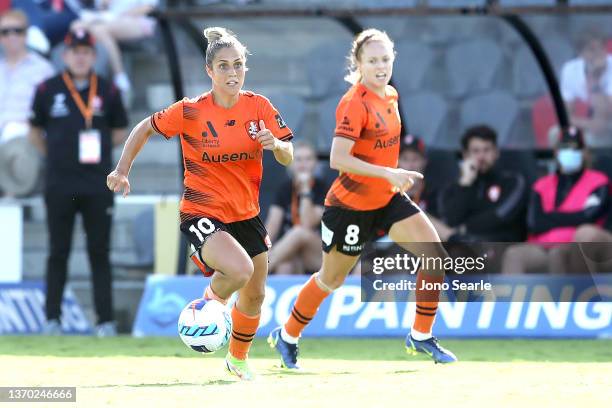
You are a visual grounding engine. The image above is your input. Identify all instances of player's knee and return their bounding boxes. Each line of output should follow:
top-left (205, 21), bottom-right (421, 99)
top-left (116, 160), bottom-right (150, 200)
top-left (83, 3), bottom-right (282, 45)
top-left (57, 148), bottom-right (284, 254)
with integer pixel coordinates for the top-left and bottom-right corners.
top-left (574, 224), bottom-right (603, 242)
top-left (228, 257), bottom-right (254, 287)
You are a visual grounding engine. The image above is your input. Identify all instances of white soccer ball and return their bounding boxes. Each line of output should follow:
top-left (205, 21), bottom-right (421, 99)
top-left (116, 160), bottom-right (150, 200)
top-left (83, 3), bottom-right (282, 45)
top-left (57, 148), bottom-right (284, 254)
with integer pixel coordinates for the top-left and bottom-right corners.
top-left (178, 298), bottom-right (232, 354)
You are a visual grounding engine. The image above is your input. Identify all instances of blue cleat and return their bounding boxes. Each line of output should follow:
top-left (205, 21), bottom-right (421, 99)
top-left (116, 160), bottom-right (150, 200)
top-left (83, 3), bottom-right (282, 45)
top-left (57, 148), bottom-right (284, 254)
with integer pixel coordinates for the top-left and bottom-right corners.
top-left (406, 333), bottom-right (458, 364)
top-left (267, 327), bottom-right (300, 369)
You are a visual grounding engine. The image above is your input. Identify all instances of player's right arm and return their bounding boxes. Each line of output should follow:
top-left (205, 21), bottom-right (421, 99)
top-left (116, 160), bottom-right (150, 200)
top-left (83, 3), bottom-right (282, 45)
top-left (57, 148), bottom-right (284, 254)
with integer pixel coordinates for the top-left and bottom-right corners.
top-left (330, 137), bottom-right (422, 194)
top-left (107, 117), bottom-right (155, 196)
top-left (108, 99), bottom-right (184, 196)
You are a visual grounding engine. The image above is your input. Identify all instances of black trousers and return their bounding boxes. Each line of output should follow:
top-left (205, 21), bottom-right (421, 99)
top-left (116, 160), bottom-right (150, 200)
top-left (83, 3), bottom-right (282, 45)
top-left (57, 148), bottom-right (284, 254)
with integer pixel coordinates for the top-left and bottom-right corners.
top-left (44, 191), bottom-right (114, 324)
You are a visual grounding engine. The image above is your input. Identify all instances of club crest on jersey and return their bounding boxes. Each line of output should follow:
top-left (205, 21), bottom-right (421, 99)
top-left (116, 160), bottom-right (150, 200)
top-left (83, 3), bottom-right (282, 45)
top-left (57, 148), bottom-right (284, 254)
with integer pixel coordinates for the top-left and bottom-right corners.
top-left (245, 120), bottom-right (259, 140)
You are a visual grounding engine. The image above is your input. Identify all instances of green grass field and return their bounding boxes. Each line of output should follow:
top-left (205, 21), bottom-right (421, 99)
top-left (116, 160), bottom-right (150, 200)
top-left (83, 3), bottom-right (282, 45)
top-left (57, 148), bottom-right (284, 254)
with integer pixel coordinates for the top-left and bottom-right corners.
top-left (1, 337), bottom-right (611, 408)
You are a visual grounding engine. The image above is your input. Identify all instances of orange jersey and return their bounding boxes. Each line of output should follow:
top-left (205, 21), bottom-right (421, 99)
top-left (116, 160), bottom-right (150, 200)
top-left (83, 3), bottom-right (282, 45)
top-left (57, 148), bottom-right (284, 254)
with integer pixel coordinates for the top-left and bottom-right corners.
top-left (151, 91), bottom-right (293, 223)
top-left (325, 83), bottom-right (401, 210)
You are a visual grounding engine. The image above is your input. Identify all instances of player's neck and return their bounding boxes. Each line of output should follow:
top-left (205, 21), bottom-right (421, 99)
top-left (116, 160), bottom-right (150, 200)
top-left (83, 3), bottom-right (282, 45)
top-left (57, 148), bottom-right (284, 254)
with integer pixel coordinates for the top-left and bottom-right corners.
top-left (360, 80), bottom-right (386, 99)
top-left (211, 89), bottom-right (240, 109)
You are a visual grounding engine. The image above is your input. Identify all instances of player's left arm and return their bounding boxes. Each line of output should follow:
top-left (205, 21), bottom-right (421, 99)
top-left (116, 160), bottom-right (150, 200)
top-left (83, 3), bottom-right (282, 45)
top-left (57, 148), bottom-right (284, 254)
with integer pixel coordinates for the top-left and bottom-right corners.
top-left (256, 119), bottom-right (293, 166)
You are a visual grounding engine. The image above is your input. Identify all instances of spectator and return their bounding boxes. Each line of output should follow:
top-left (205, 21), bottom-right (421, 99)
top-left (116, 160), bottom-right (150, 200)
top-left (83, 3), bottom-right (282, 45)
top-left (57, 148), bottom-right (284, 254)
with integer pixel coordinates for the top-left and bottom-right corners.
top-left (28, 29), bottom-right (128, 336)
top-left (265, 142), bottom-right (326, 274)
top-left (71, 0), bottom-right (159, 93)
top-left (0, 9), bottom-right (54, 144)
top-left (502, 127), bottom-right (610, 274)
top-left (439, 125), bottom-right (527, 242)
top-left (561, 29), bottom-right (612, 147)
top-left (398, 134), bottom-right (453, 241)
top-left (12, 0), bottom-right (83, 48)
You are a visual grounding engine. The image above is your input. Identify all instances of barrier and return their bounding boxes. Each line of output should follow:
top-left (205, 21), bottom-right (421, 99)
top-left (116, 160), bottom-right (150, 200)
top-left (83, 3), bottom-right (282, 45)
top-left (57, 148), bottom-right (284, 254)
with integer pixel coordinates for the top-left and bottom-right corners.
top-left (0, 282), bottom-right (91, 335)
top-left (133, 275), bottom-right (611, 338)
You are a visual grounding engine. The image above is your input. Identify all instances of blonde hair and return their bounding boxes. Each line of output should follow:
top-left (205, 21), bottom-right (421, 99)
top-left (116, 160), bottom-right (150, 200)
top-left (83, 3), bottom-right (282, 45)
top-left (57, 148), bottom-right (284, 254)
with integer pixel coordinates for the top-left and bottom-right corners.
top-left (345, 28), bottom-right (394, 84)
top-left (203, 26), bottom-right (248, 67)
top-left (0, 10), bottom-right (29, 27)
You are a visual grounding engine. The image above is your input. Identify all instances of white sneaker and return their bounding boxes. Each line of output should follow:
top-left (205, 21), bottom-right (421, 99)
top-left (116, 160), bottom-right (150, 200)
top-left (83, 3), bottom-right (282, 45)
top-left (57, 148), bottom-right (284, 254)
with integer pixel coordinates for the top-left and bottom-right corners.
top-left (95, 321), bottom-right (117, 337)
top-left (42, 319), bottom-right (62, 335)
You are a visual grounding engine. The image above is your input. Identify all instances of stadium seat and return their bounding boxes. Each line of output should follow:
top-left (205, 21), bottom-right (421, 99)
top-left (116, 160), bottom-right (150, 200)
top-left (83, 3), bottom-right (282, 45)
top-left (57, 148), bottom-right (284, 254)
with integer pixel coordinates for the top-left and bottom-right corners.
top-left (260, 145), bottom-right (291, 221)
top-left (423, 149), bottom-right (459, 193)
top-left (427, 0), bottom-right (486, 6)
top-left (513, 46), bottom-right (546, 99)
top-left (531, 94), bottom-right (559, 148)
top-left (400, 91), bottom-right (449, 148)
top-left (393, 41), bottom-right (435, 92)
top-left (427, 16), bottom-right (500, 46)
top-left (264, 91), bottom-right (307, 136)
top-left (445, 38), bottom-right (503, 98)
top-left (592, 149), bottom-right (612, 180)
top-left (316, 93), bottom-right (344, 153)
top-left (512, 35), bottom-right (574, 99)
top-left (306, 43), bottom-right (351, 99)
top-left (460, 91), bottom-right (520, 146)
top-left (569, 0), bottom-right (612, 4)
top-left (498, 149), bottom-right (539, 186)
top-left (498, 0), bottom-right (556, 5)
top-left (355, 0), bottom-right (418, 7)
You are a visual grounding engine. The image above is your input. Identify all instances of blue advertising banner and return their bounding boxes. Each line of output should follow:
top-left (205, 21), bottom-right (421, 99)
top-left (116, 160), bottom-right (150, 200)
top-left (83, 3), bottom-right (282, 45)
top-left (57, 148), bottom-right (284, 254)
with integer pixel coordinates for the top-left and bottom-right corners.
top-left (132, 275), bottom-right (612, 338)
top-left (0, 282), bottom-right (91, 335)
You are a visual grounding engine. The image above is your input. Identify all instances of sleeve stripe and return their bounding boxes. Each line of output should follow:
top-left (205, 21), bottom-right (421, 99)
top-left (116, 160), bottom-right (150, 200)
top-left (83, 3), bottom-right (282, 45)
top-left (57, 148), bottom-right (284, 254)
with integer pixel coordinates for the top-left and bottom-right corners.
top-left (280, 133), bottom-right (293, 141)
top-left (335, 133), bottom-right (358, 141)
top-left (150, 115), bottom-right (170, 140)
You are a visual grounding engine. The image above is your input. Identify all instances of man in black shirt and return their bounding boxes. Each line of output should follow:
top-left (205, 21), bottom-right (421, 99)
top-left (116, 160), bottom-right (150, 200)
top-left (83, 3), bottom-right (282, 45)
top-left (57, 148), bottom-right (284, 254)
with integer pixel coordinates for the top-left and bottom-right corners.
top-left (29, 29), bottom-right (128, 335)
top-left (439, 125), bottom-right (527, 242)
top-left (265, 142), bottom-right (327, 274)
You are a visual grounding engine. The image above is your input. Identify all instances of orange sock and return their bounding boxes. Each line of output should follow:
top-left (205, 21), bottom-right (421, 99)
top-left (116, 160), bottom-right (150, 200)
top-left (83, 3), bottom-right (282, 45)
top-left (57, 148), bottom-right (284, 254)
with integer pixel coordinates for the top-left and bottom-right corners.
top-left (228, 305), bottom-right (260, 360)
top-left (412, 271), bottom-right (443, 334)
top-left (284, 274), bottom-right (331, 338)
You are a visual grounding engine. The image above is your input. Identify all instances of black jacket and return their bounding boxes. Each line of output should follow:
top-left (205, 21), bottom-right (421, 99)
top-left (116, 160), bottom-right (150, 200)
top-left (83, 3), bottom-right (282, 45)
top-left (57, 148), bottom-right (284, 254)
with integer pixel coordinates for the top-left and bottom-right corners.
top-left (440, 167), bottom-right (528, 241)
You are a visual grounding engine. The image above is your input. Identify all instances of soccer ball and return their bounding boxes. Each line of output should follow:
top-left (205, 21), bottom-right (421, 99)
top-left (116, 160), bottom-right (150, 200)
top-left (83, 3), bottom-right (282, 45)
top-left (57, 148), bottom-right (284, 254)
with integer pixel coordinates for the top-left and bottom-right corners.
top-left (178, 298), bottom-right (232, 354)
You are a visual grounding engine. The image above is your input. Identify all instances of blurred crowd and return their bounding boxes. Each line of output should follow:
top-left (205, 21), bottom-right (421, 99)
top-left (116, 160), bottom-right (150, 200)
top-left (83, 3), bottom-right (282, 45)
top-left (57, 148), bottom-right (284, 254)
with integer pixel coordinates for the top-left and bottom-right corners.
top-left (0, 2), bottom-right (611, 288)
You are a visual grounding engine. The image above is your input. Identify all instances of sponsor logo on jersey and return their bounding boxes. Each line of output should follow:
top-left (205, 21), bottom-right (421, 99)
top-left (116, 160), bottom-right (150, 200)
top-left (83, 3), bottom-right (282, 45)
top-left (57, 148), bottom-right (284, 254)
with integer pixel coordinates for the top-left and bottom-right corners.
top-left (337, 116), bottom-right (354, 133)
top-left (201, 150), bottom-right (262, 163)
top-left (374, 135), bottom-right (399, 150)
top-left (275, 114), bottom-right (287, 129)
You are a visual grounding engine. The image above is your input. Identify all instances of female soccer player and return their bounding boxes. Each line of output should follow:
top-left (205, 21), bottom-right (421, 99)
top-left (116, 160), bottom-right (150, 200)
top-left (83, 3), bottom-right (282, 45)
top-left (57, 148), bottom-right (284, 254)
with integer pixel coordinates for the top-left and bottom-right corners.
top-left (268, 29), bottom-right (457, 368)
top-left (106, 27), bottom-right (294, 380)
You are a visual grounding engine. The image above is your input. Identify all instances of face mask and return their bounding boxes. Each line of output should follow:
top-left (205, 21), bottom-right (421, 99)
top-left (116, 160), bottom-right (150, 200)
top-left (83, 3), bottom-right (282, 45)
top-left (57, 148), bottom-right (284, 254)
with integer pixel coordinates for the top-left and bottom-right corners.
top-left (557, 149), bottom-right (583, 173)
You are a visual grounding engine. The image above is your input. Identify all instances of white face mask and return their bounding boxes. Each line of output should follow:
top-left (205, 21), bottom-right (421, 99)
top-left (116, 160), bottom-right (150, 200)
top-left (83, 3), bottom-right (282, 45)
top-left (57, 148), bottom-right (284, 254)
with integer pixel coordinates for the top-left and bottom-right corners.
top-left (557, 148), bottom-right (583, 173)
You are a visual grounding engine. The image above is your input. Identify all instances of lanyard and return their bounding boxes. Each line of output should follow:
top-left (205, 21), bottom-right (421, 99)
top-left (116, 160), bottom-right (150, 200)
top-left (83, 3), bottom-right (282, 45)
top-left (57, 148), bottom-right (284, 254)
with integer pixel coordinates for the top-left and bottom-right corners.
top-left (62, 71), bottom-right (97, 129)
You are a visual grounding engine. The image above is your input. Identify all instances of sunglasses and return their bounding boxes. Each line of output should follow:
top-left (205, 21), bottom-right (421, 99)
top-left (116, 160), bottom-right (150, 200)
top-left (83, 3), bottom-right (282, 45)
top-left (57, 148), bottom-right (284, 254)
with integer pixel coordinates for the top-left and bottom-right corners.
top-left (0, 27), bottom-right (26, 36)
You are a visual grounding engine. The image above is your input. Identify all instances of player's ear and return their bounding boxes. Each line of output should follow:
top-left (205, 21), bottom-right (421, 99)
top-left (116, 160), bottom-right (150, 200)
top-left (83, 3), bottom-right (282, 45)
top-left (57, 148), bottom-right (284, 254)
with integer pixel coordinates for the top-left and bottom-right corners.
top-left (205, 64), bottom-right (213, 79)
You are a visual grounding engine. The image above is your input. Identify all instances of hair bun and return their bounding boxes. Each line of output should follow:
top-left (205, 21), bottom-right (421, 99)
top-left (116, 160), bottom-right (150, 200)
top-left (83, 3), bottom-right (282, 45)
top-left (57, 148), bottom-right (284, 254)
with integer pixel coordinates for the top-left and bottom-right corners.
top-left (203, 27), bottom-right (232, 43)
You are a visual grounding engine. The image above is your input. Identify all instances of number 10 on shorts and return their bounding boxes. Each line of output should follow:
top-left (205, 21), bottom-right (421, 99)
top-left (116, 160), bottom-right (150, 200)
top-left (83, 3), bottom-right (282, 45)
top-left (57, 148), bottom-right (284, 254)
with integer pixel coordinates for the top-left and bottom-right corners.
top-left (189, 218), bottom-right (216, 242)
